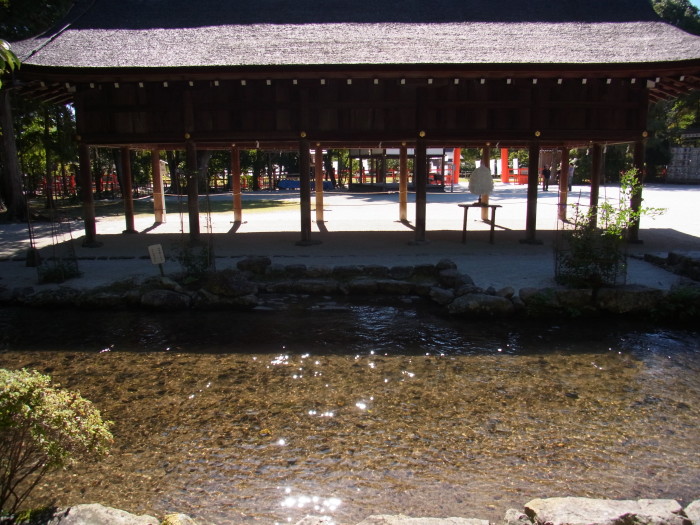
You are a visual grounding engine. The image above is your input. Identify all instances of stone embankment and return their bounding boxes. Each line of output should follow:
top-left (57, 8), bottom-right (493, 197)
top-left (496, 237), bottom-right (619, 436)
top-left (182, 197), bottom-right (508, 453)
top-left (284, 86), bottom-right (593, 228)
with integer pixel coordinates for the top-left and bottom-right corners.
top-left (8, 498), bottom-right (699, 525)
top-left (1, 256), bottom-right (699, 319)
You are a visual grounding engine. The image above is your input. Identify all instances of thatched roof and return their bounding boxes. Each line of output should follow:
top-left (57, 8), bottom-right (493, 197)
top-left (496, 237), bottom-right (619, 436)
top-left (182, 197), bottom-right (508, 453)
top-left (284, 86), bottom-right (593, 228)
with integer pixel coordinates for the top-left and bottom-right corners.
top-left (11, 0), bottom-right (700, 68)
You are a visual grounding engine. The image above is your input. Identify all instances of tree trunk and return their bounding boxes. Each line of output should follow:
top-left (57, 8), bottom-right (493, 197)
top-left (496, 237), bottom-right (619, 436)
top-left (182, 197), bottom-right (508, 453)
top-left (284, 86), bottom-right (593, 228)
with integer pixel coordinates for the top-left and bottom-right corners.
top-left (0, 90), bottom-right (26, 221)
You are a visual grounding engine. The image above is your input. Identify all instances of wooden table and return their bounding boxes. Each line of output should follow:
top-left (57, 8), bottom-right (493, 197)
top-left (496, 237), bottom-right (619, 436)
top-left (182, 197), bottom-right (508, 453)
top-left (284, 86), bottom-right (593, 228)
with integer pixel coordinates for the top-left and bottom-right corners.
top-left (458, 203), bottom-right (502, 244)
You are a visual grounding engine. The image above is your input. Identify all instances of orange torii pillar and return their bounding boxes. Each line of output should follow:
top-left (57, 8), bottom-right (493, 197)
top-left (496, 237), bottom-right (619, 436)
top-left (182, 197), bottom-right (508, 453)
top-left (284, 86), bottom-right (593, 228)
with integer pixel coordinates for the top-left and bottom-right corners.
top-left (452, 147), bottom-right (461, 185)
top-left (500, 148), bottom-right (509, 184)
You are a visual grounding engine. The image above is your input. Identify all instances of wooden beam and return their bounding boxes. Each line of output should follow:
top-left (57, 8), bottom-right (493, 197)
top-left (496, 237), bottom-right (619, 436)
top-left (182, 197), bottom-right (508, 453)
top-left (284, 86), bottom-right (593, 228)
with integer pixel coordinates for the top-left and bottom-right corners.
top-left (628, 140), bottom-right (645, 243)
top-left (523, 142), bottom-right (540, 244)
top-left (480, 146), bottom-right (491, 221)
top-left (314, 146), bottom-right (324, 224)
top-left (399, 144), bottom-right (408, 222)
top-left (231, 146), bottom-right (242, 224)
top-left (151, 149), bottom-right (166, 224)
top-left (121, 146), bottom-right (137, 233)
top-left (186, 140), bottom-right (200, 241)
top-left (78, 143), bottom-right (100, 247)
top-left (298, 137), bottom-right (313, 244)
top-left (414, 135), bottom-right (427, 243)
top-left (558, 147), bottom-right (569, 222)
top-left (589, 143), bottom-right (603, 228)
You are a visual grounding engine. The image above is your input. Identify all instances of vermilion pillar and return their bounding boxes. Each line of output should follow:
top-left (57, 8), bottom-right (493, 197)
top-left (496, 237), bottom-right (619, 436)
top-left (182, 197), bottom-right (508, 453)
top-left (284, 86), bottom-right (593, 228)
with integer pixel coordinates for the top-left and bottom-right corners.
top-left (500, 148), bottom-right (509, 184)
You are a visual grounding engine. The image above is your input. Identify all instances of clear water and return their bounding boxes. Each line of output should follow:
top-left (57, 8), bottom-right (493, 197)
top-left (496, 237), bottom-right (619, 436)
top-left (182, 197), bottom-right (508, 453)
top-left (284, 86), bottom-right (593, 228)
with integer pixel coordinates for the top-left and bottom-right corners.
top-left (0, 305), bottom-right (698, 524)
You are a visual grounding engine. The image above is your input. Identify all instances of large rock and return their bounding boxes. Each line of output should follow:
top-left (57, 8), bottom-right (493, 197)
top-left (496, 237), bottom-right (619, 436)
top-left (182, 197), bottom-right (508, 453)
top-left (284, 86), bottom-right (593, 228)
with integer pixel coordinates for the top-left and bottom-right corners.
top-left (201, 270), bottom-right (258, 297)
top-left (43, 503), bottom-right (158, 525)
top-left (357, 515), bottom-right (489, 525)
top-left (685, 501), bottom-right (700, 525)
top-left (595, 285), bottom-right (666, 314)
top-left (519, 287), bottom-right (596, 316)
top-left (448, 292), bottom-right (514, 317)
top-left (236, 255), bottom-right (272, 274)
top-left (140, 289), bottom-right (192, 310)
top-left (160, 513), bottom-right (200, 525)
top-left (524, 497), bottom-right (686, 525)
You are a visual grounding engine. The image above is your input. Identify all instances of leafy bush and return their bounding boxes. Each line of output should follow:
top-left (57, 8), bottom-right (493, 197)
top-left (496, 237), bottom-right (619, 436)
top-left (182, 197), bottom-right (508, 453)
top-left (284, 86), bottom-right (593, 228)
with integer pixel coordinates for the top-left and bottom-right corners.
top-left (555, 169), bottom-right (664, 289)
top-left (0, 369), bottom-right (112, 515)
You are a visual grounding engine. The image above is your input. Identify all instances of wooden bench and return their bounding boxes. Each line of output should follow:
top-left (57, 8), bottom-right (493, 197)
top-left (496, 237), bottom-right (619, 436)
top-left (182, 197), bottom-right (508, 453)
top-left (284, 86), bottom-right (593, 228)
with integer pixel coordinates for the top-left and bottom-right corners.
top-left (458, 203), bottom-right (502, 244)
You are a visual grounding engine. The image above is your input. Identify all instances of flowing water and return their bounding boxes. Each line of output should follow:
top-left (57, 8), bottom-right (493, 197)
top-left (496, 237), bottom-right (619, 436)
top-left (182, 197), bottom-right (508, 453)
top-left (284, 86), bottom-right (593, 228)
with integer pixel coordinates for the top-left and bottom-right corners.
top-left (0, 304), bottom-right (698, 524)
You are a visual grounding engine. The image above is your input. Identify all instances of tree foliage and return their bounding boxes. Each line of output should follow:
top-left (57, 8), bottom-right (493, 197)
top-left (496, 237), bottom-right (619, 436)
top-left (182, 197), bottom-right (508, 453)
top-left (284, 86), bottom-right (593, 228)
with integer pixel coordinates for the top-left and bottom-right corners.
top-left (0, 368), bottom-right (112, 515)
top-left (555, 169), bottom-right (665, 288)
top-left (0, 0), bottom-right (74, 41)
top-left (652, 0), bottom-right (700, 35)
top-left (0, 39), bottom-right (19, 89)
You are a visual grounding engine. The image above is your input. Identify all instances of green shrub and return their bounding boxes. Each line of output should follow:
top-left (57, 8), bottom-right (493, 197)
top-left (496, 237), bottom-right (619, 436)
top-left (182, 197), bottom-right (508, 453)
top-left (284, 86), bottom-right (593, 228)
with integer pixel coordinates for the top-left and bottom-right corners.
top-left (0, 369), bottom-right (112, 515)
top-left (555, 169), bottom-right (664, 289)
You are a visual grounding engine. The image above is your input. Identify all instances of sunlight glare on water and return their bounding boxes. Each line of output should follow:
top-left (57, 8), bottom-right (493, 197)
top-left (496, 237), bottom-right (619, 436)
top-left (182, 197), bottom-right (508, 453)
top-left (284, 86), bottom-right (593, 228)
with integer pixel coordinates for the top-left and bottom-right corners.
top-left (0, 306), bottom-right (698, 524)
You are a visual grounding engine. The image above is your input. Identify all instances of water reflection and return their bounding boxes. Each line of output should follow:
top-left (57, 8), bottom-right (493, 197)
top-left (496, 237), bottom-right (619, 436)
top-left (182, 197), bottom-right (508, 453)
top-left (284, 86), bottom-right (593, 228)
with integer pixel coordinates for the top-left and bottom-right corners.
top-left (0, 306), bottom-right (698, 524)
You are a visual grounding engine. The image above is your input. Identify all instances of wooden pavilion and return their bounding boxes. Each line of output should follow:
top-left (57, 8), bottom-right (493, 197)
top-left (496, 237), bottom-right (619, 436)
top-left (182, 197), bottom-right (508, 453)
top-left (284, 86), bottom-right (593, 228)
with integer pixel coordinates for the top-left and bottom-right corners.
top-left (9, 0), bottom-right (700, 246)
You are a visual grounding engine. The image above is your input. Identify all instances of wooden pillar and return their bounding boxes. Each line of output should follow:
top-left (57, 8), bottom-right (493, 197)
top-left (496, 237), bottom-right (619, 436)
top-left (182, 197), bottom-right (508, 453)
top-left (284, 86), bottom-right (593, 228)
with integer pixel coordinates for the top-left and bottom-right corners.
top-left (230, 146), bottom-right (242, 223)
top-left (151, 150), bottom-right (166, 224)
top-left (558, 147), bottom-right (569, 221)
top-left (315, 146), bottom-right (324, 223)
top-left (628, 140), bottom-right (646, 243)
top-left (523, 142), bottom-right (540, 243)
top-left (78, 142), bottom-right (100, 247)
top-left (589, 143), bottom-right (603, 228)
top-left (120, 146), bottom-right (137, 233)
top-left (480, 146), bottom-right (490, 221)
top-left (399, 144), bottom-right (408, 222)
top-left (185, 141), bottom-right (200, 241)
top-left (298, 137), bottom-right (313, 244)
top-left (414, 135), bottom-right (427, 242)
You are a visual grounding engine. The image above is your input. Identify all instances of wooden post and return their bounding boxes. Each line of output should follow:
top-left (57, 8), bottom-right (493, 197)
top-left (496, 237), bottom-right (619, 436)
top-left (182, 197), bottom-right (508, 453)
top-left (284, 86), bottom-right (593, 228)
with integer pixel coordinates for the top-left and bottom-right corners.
top-left (151, 149), bottom-right (166, 224)
top-left (78, 142), bottom-right (100, 247)
top-left (298, 137), bottom-right (313, 244)
top-left (628, 140), bottom-right (645, 243)
top-left (121, 146), bottom-right (137, 233)
top-left (590, 143), bottom-right (603, 228)
top-left (231, 146), bottom-right (242, 223)
top-left (399, 144), bottom-right (408, 222)
top-left (315, 146), bottom-right (324, 223)
top-left (522, 142), bottom-right (540, 243)
top-left (480, 146), bottom-right (490, 221)
top-left (558, 147), bottom-right (569, 222)
top-left (185, 141), bottom-right (200, 241)
top-left (414, 135), bottom-right (427, 243)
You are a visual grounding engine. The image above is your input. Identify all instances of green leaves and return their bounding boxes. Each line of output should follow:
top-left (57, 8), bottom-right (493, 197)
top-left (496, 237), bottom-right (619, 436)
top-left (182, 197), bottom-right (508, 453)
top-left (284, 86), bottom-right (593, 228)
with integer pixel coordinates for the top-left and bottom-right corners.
top-left (0, 39), bottom-right (20, 89)
top-left (0, 368), bottom-right (112, 513)
top-left (555, 169), bottom-right (665, 289)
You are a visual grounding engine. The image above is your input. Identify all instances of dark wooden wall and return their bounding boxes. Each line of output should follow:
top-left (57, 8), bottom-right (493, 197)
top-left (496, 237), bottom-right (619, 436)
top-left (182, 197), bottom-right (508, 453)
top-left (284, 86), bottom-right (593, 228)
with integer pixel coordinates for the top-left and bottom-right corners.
top-left (75, 76), bottom-right (648, 147)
